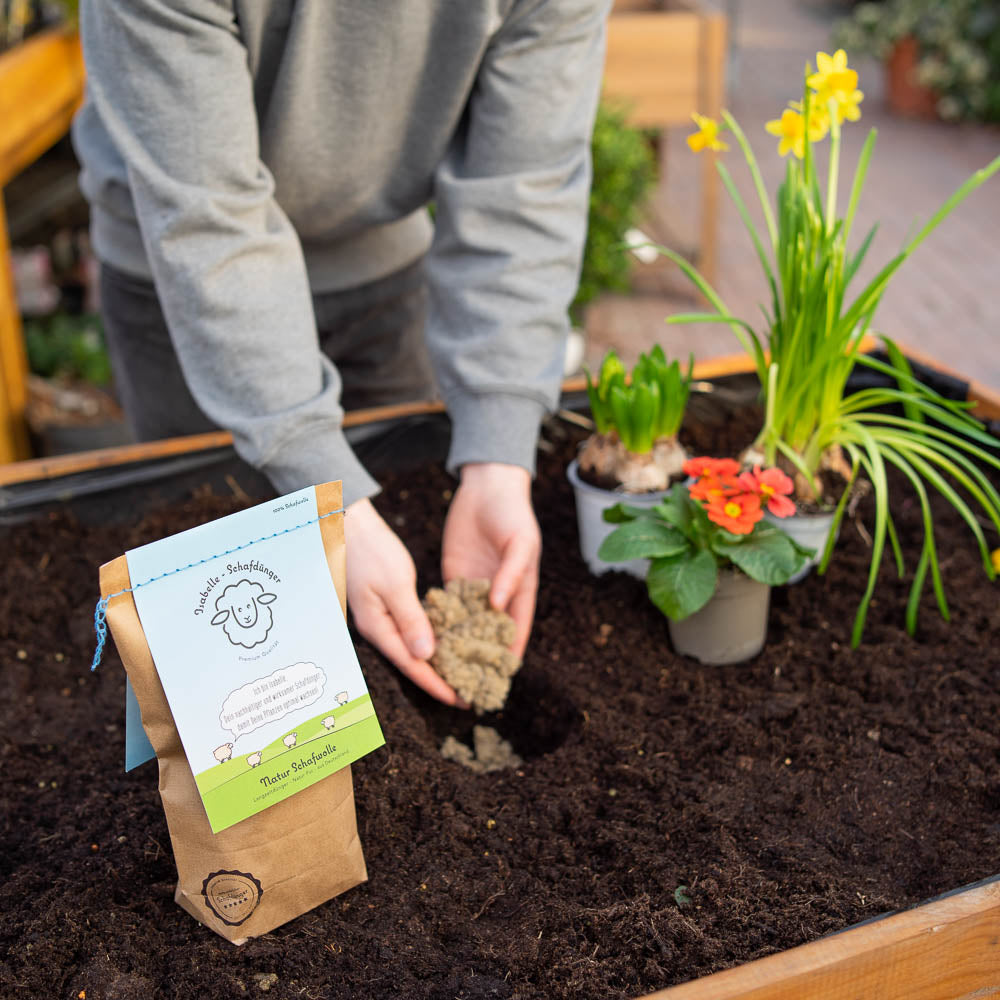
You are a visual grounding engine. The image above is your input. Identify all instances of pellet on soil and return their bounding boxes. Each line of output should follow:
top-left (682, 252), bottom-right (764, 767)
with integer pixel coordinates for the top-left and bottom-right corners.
top-left (440, 725), bottom-right (524, 774)
top-left (423, 578), bottom-right (520, 713)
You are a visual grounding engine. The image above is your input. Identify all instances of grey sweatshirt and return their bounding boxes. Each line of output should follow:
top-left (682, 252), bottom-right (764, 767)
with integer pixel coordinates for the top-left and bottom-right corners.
top-left (72, 0), bottom-right (608, 505)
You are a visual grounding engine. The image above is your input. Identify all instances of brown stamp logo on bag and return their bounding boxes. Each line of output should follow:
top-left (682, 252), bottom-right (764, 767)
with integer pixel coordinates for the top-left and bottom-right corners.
top-left (202, 870), bottom-right (263, 926)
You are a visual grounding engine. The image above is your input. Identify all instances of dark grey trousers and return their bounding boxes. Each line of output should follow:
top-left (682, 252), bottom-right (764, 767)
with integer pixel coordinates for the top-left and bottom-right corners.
top-left (99, 258), bottom-right (438, 442)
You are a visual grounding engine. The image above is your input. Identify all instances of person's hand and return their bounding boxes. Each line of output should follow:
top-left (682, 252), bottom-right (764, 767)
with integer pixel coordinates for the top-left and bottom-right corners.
top-left (344, 497), bottom-right (466, 707)
top-left (442, 462), bottom-right (541, 658)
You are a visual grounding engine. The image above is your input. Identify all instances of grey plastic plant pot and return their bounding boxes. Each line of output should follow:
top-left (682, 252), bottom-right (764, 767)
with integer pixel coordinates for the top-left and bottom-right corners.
top-left (763, 508), bottom-right (839, 584)
top-left (666, 570), bottom-right (771, 665)
top-left (566, 457), bottom-right (668, 578)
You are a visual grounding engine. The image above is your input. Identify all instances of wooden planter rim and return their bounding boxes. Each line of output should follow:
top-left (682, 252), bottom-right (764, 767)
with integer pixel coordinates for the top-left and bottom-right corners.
top-left (642, 875), bottom-right (1000, 1000)
top-left (2, 341), bottom-right (997, 489)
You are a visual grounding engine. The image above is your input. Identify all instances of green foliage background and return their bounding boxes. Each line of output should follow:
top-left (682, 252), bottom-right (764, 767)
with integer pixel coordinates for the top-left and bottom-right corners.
top-left (834, 0), bottom-right (1000, 123)
top-left (571, 103), bottom-right (657, 323)
top-left (24, 313), bottom-right (111, 385)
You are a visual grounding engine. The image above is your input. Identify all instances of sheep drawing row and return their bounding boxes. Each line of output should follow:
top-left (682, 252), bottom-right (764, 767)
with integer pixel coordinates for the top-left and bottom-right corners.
top-left (210, 689), bottom-right (352, 766)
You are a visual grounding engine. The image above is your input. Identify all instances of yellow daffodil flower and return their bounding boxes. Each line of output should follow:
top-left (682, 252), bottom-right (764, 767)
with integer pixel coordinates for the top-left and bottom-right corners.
top-left (831, 86), bottom-right (864, 123)
top-left (790, 99), bottom-right (830, 143)
top-left (807, 49), bottom-right (864, 125)
top-left (807, 49), bottom-right (857, 96)
top-left (765, 108), bottom-right (807, 159)
top-left (687, 113), bottom-right (728, 153)
top-left (991, 548), bottom-right (1000, 574)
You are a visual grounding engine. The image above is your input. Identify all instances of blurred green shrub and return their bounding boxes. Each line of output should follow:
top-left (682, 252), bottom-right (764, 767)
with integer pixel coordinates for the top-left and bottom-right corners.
top-left (571, 102), bottom-right (657, 324)
top-left (24, 312), bottom-right (111, 385)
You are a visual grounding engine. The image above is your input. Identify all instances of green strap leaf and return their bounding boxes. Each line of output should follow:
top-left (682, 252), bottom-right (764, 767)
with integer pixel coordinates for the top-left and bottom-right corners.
top-left (609, 383), bottom-right (634, 451)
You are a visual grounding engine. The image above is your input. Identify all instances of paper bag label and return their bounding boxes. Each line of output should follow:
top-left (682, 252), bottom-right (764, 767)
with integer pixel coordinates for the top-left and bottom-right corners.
top-left (126, 486), bottom-right (384, 833)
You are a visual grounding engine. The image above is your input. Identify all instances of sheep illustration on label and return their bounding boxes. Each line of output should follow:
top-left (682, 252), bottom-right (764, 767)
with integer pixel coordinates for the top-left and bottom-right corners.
top-left (210, 579), bottom-right (277, 649)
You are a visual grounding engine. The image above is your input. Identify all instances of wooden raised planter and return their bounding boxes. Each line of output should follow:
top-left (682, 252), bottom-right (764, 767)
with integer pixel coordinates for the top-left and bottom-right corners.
top-left (603, 0), bottom-right (727, 283)
top-left (645, 876), bottom-right (1000, 1000)
top-left (0, 26), bottom-right (85, 465)
top-left (1, 349), bottom-right (999, 998)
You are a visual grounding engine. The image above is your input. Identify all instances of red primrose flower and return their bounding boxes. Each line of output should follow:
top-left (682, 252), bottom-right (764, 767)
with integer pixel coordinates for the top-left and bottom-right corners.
top-left (682, 456), bottom-right (798, 533)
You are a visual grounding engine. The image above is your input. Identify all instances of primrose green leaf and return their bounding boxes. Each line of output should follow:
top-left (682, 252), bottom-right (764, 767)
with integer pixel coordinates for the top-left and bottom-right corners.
top-left (652, 492), bottom-right (692, 534)
top-left (712, 525), bottom-right (810, 584)
top-left (602, 503), bottom-right (656, 524)
top-left (598, 520), bottom-right (688, 563)
top-left (647, 549), bottom-right (718, 621)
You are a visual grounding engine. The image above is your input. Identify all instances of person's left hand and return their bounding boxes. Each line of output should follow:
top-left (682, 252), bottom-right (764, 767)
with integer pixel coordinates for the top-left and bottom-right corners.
top-left (441, 462), bottom-right (541, 658)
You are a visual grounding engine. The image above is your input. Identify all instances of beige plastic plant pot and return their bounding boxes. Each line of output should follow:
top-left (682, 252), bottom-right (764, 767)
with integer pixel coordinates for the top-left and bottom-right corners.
top-left (566, 457), bottom-right (668, 578)
top-left (666, 569), bottom-right (771, 665)
top-left (763, 507), bottom-right (839, 584)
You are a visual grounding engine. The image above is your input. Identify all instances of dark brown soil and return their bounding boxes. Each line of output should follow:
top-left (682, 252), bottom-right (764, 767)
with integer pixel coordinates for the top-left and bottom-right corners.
top-left (2, 404), bottom-right (999, 1000)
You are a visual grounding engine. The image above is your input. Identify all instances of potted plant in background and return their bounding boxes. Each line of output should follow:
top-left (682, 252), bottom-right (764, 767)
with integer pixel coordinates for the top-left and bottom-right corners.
top-left (649, 49), bottom-right (1000, 644)
top-left (23, 308), bottom-right (130, 454)
top-left (599, 456), bottom-right (810, 664)
top-left (568, 344), bottom-right (693, 576)
top-left (832, 0), bottom-right (1000, 123)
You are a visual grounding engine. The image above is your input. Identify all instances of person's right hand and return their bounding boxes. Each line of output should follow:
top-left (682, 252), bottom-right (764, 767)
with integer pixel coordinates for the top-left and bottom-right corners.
top-left (343, 497), bottom-right (467, 707)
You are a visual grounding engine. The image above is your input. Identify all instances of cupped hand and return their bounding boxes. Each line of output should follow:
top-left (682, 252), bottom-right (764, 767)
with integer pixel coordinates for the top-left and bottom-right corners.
top-left (344, 497), bottom-right (466, 707)
top-left (441, 462), bottom-right (541, 658)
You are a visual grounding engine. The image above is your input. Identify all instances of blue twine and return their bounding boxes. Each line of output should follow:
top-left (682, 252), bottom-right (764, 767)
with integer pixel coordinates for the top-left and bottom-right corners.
top-left (91, 509), bottom-right (341, 672)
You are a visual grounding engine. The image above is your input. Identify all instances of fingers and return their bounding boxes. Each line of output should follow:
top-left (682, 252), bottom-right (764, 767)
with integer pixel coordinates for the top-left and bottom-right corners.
top-left (490, 533), bottom-right (540, 660)
top-left (345, 497), bottom-right (466, 708)
top-left (383, 578), bottom-right (436, 663)
top-left (351, 593), bottom-right (468, 708)
top-left (489, 532), bottom-right (536, 610)
top-left (506, 570), bottom-right (538, 660)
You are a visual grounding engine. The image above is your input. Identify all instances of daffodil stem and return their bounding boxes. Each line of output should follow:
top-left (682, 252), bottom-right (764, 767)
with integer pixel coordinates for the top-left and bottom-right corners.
top-left (826, 99), bottom-right (841, 232)
top-left (763, 362), bottom-right (779, 466)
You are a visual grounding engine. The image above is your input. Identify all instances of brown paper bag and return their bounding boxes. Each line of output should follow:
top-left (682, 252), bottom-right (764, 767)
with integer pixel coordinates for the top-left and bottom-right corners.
top-left (99, 481), bottom-right (367, 944)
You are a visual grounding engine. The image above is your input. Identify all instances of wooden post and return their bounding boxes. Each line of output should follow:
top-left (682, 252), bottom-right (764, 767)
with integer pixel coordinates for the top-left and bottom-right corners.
top-left (602, 2), bottom-right (728, 286)
top-left (0, 29), bottom-right (85, 188)
top-left (0, 28), bottom-right (86, 462)
top-left (697, 10), bottom-right (727, 286)
top-left (0, 194), bottom-right (30, 461)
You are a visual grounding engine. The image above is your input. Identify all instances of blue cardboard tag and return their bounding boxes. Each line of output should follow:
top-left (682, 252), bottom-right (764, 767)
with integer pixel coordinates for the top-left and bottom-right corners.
top-left (125, 677), bottom-right (156, 771)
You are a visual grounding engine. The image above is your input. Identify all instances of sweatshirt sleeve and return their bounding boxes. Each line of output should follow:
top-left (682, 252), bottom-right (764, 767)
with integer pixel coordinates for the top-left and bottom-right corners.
top-left (77, 0), bottom-right (380, 506)
top-left (425, 0), bottom-right (610, 477)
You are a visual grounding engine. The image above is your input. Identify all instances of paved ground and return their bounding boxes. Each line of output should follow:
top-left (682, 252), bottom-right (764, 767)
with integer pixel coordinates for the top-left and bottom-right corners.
top-left (586, 0), bottom-right (1000, 389)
